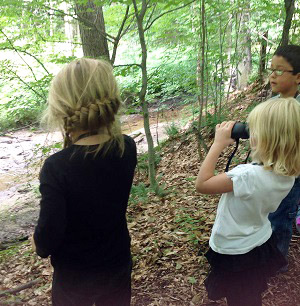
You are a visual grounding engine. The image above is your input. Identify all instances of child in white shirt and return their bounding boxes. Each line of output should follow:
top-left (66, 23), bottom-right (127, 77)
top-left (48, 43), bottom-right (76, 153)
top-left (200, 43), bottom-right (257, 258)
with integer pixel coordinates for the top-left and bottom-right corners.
top-left (195, 98), bottom-right (300, 306)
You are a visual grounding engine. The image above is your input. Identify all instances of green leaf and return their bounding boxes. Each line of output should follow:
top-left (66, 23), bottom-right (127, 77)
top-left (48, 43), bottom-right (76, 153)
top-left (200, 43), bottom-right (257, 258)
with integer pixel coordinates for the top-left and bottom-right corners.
top-left (188, 276), bottom-right (197, 284)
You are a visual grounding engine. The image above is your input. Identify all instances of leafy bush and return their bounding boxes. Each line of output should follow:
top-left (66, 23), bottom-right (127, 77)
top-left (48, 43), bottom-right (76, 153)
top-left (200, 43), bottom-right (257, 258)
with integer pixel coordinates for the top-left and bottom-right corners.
top-left (147, 59), bottom-right (197, 100)
top-left (115, 58), bottom-right (197, 111)
top-left (137, 150), bottom-right (162, 173)
top-left (0, 91), bottom-right (44, 131)
top-left (0, 74), bottom-right (52, 131)
top-left (115, 65), bottom-right (141, 97)
top-left (164, 122), bottom-right (180, 138)
top-left (204, 112), bottom-right (227, 128)
top-left (128, 182), bottom-right (150, 206)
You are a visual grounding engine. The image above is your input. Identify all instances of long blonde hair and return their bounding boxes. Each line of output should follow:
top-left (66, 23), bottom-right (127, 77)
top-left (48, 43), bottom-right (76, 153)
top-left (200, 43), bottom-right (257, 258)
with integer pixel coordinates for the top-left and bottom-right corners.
top-left (247, 97), bottom-right (300, 176)
top-left (42, 58), bottom-right (124, 156)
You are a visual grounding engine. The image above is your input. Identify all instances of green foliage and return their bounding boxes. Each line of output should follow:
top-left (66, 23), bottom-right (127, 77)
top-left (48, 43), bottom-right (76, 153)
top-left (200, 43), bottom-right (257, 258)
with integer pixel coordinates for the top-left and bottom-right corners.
top-left (164, 122), bottom-right (180, 138)
top-left (33, 142), bottom-right (63, 159)
top-left (0, 0), bottom-right (299, 131)
top-left (116, 56), bottom-right (197, 111)
top-left (0, 46), bottom-right (53, 130)
top-left (204, 111), bottom-right (226, 128)
top-left (188, 276), bottom-right (197, 284)
top-left (128, 182), bottom-right (150, 206)
top-left (175, 210), bottom-right (205, 245)
top-left (32, 184), bottom-right (41, 198)
top-left (0, 91), bottom-right (41, 131)
top-left (115, 65), bottom-right (141, 100)
top-left (185, 176), bottom-right (197, 182)
top-left (0, 75), bottom-right (51, 131)
top-left (49, 54), bottom-right (78, 64)
top-left (0, 0), bottom-right (82, 131)
top-left (137, 150), bottom-right (162, 173)
top-left (0, 241), bottom-right (27, 265)
top-left (147, 59), bottom-right (197, 101)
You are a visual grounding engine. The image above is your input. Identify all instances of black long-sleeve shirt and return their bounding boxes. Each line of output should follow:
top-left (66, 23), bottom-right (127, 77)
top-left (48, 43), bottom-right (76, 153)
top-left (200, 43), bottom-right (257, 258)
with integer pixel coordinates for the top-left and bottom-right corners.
top-left (34, 135), bottom-right (137, 270)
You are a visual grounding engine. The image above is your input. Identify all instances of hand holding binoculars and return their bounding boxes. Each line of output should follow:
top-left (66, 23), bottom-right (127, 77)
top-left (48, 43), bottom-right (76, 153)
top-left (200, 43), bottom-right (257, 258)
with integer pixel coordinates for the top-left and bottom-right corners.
top-left (231, 122), bottom-right (249, 140)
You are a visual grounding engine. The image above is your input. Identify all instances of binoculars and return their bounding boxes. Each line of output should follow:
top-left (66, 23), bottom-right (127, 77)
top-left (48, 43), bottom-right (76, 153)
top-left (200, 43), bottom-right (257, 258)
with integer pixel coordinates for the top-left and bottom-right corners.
top-left (231, 122), bottom-right (249, 139)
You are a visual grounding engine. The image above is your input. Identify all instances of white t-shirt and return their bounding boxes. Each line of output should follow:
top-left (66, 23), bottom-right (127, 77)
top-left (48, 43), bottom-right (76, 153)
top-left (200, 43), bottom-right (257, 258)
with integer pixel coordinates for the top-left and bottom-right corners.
top-left (209, 164), bottom-right (295, 255)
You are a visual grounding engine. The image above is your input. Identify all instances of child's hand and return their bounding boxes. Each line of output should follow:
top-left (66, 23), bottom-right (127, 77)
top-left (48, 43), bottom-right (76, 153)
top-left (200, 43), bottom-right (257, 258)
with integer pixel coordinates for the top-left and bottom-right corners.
top-left (213, 121), bottom-right (235, 149)
top-left (296, 216), bottom-right (300, 234)
top-left (30, 233), bottom-right (36, 252)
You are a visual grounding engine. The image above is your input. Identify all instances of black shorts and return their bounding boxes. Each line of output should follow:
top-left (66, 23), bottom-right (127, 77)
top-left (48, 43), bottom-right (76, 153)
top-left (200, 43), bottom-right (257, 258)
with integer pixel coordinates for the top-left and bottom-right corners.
top-left (204, 233), bottom-right (286, 302)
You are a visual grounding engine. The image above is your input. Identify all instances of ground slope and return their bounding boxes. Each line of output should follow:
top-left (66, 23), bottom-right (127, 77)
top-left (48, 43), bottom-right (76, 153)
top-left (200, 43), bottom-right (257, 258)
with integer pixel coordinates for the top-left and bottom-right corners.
top-left (1, 86), bottom-right (299, 305)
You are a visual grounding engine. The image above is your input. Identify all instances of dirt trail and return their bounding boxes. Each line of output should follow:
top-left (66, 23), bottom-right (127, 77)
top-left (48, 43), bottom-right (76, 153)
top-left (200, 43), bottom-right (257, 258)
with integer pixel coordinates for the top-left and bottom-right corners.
top-left (0, 130), bottom-right (62, 244)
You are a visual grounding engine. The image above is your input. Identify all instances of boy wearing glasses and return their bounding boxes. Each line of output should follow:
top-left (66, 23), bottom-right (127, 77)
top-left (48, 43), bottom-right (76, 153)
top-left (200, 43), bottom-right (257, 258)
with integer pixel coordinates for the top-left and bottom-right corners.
top-left (267, 44), bottom-right (300, 271)
top-left (268, 45), bottom-right (300, 98)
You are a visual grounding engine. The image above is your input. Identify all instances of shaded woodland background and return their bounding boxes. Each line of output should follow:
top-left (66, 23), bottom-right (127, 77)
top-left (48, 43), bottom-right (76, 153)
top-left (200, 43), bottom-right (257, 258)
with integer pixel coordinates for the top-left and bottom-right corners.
top-left (0, 0), bottom-right (299, 191)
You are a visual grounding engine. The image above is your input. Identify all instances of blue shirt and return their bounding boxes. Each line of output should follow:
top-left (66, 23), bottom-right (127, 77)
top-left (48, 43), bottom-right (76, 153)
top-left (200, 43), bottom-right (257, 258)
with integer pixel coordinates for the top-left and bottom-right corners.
top-left (272, 93), bottom-right (300, 102)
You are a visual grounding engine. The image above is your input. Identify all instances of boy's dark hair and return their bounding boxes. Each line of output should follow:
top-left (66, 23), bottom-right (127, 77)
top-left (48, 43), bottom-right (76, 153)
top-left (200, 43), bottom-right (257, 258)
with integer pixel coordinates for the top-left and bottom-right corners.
top-left (274, 45), bottom-right (300, 74)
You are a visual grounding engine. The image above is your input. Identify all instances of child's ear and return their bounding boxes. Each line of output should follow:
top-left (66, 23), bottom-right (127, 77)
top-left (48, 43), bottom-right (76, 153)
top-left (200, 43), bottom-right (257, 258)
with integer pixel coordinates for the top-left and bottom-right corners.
top-left (296, 73), bottom-right (300, 85)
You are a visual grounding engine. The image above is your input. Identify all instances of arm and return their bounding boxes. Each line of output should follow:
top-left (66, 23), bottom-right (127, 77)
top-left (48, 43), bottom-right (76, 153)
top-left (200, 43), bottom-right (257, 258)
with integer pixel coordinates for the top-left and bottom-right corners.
top-left (195, 121), bottom-right (235, 194)
top-left (33, 161), bottom-right (67, 258)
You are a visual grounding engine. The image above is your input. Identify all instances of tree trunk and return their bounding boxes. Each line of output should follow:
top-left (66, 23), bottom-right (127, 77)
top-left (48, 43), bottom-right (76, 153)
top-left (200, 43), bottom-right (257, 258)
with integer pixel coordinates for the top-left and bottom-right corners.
top-left (237, 7), bottom-right (252, 90)
top-left (225, 16), bottom-right (234, 95)
top-left (217, 1), bottom-right (227, 119)
top-left (132, 0), bottom-right (159, 194)
top-left (196, 0), bottom-right (207, 159)
top-left (258, 31), bottom-right (268, 84)
top-left (75, 1), bottom-right (109, 60)
top-left (280, 0), bottom-right (295, 47)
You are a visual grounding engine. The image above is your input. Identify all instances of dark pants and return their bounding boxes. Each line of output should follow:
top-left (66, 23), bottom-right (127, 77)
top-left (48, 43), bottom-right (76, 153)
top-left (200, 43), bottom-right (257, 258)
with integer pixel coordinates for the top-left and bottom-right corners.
top-left (269, 178), bottom-right (300, 258)
top-left (226, 290), bottom-right (262, 306)
top-left (52, 261), bottom-right (132, 306)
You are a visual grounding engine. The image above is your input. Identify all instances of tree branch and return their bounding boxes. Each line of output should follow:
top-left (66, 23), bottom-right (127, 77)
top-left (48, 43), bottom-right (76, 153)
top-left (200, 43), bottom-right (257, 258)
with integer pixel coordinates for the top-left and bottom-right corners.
top-left (0, 29), bottom-right (40, 84)
top-left (113, 63), bottom-right (142, 69)
top-left (42, 4), bottom-right (116, 42)
top-left (0, 279), bottom-right (41, 297)
top-left (120, 16), bottom-right (136, 40)
top-left (116, 6), bottom-right (131, 40)
top-left (140, 0), bottom-right (148, 20)
top-left (111, 5), bottom-right (130, 64)
top-left (0, 46), bottom-right (50, 75)
top-left (0, 29), bottom-right (48, 99)
top-left (34, 30), bottom-right (83, 45)
top-left (145, 3), bottom-right (157, 30)
top-left (251, 29), bottom-right (275, 45)
top-left (4, 66), bottom-right (47, 102)
top-left (132, 0), bottom-right (139, 19)
top-left (144, 0), bottom-right (196, 31)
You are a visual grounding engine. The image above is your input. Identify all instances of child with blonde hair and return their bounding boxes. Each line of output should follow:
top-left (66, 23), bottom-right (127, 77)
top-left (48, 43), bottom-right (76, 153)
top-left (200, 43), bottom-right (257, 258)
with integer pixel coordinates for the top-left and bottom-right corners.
top-left (195, 98), bottom-right (300, 306)
top-left (32, 58), bottom-right (137, 306)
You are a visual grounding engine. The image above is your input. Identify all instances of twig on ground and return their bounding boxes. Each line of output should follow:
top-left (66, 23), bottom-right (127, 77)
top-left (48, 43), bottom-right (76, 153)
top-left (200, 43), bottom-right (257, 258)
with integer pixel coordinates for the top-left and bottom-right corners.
top-left (0, 279), bottom-right (41, 297)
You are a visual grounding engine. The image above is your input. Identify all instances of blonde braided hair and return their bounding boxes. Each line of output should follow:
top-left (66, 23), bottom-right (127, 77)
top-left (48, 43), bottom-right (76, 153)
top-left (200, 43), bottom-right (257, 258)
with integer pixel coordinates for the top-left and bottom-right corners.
top-left (42, 58), bottom-right (124, 156)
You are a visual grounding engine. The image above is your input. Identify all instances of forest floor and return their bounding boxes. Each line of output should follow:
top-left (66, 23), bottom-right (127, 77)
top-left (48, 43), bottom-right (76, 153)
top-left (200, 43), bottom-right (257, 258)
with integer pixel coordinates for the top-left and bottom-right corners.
top-left (1, 86), bottom-right (300, 305)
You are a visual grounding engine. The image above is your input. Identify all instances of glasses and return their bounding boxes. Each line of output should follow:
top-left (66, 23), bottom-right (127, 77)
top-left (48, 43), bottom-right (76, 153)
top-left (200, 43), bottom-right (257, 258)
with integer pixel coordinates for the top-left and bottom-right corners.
top-left (266, 68), bottom-right (294, 76)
